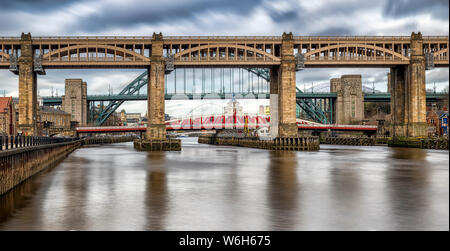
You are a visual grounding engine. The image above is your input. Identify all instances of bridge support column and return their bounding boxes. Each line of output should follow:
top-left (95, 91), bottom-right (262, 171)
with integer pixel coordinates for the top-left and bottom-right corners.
top-left (18, 33), bottom-right (37, 136)
top-left (135, 33), bottom-right (180, 151)
top-left (269, 67), bottom-right (279, 138)
top-left (390, 32), bottom-right (427, 138)
top-left (278, 32), bottom-right (298, 137)
top-left (146, 37), bottom-right (166, 140)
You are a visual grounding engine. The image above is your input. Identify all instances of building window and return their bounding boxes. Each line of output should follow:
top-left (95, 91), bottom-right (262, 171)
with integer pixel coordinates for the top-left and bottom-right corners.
top-left (351, 96), bottom-right (356, 118)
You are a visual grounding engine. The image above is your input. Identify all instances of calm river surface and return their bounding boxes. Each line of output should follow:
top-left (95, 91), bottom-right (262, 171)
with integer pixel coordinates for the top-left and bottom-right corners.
top-left (0, 138), bottom-right (448, 231)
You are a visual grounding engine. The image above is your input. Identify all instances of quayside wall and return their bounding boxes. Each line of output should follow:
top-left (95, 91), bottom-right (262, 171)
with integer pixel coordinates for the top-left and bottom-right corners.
top-left (0, 136), bottom-right (135, 196)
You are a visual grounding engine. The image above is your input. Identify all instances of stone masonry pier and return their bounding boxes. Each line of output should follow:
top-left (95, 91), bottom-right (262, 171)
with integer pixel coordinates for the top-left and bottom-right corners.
top-left (134, 138), bottom-right (181, 151)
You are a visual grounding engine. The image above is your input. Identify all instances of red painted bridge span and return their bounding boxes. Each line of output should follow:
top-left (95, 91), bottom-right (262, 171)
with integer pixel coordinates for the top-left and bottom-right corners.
top-left (76, 115), bottom-right (377, 133)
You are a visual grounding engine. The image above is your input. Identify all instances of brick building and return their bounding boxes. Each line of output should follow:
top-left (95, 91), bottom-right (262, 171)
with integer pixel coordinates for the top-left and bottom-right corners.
top-left (119, 110), bottom-right (143, 126)
top-left (427, 107), bottom-right (449, 137)
top-left (40, 106), bottom-right (71, 129)
top-left (0, 97), bottom-right (17, 135)
top-left (39, 106), bottom-right (72, 136)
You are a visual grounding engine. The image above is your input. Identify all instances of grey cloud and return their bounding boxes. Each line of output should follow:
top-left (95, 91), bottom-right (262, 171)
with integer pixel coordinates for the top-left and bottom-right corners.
top-left (384, 0), bottom-right (449, 20)
top-left (312, 27), bottom-right (354, 36)
top-left (73, 0), bottom-right (264, 32)
top-left (0, 0), bottom-right (81, 12)
top-left (426, 68), bottom-right (450, 84)
top-left (297, 69), bottom-right (333, 84)
top-left (268, 9), bottom-right (300, 23)
top-left (263, 1), bottom-right (381, 36)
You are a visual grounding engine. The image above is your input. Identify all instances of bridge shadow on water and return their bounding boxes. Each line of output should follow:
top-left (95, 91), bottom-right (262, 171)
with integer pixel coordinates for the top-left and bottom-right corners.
top-left (267, 151), bottom-right (299, 230)
top-left (385, 147), bottom-right (436, 230)
top-left (145, 152), bottom-right (168, 231)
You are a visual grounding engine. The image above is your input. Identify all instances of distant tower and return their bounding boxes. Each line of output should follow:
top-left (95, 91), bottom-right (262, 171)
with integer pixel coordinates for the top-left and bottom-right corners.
top-left (330, 75), bottom-right (364, 124)
top-left (61, 79), bottom-right (88, 126)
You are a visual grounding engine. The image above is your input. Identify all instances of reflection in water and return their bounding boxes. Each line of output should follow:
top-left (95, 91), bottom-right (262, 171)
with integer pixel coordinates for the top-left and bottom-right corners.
top-left (145, 152), bottom-right (168, 230)
top-left (391, 147), bottom-right (427, 160)
top-left (0, 139), bottom-right (448, 230)
top-left (0, 159), bottom-right (63, 227)
top-left (0, 177), bottom-right (39, 223)
top-left (387, 147), bottom-right (431, 230)
top-left (328, 160), bottom-right (362, 229)
top-left (267, 151), bottom-right (299, 230)
top-left (61, 155), bottom-right (90, 229)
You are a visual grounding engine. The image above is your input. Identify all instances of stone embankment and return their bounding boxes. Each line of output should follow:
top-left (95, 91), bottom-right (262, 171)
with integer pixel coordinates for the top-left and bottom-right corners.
top-left (198, 135), bottom-right (320, 151)
top-left (388, 137), bottom-right (448, 150)
top-left (320, 137), bottom-right (376, 146)
top-left (0, 136), bottom-right (136, 196)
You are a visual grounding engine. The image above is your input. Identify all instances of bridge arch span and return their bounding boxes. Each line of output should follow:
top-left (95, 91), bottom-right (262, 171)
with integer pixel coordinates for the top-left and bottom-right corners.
top-left (174, 44), bottom-right (281, 62)
top-left (0, 52), bottom-right (10, 60)
top-left (305, 43), bottom-right (410, 61)
top-left (433, 48), bottom-right (448, 60)
top-left (42, 44), bottom-right (150, 62)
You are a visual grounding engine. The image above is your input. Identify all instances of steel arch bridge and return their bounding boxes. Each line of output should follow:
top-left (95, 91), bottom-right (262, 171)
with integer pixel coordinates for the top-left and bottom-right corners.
top-left (4, 33), bottom-right (448, 132)
top-left (86, 68), bottom-right (331, 125)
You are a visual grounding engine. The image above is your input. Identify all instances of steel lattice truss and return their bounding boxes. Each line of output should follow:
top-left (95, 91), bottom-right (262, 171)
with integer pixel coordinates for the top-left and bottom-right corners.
top-left (245, 68), bottom-right (330, 124)
top-left (95, 71), bottom-right (148, 125)
top-left (94, 68), bottom-right (331, 126)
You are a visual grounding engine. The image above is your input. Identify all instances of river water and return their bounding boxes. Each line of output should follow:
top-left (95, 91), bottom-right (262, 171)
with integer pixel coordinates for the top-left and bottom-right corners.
top-left (0, 138), bottom-right (448, 231)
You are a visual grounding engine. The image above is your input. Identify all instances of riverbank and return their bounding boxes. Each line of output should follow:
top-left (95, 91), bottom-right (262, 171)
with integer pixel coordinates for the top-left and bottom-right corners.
top-left (388, 137), bottom-right (449, 150)
top-left (318, 136), bottom-right (448, 150)
top-left (0, 136), bottom-right (136, 196)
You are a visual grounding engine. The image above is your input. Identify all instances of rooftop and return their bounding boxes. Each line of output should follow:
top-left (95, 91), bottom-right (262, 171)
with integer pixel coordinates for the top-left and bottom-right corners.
top-left (40, 106), bottom-right (69, 115)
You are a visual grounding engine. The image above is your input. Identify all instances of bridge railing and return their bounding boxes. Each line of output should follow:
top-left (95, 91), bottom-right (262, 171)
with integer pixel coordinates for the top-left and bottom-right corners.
top-left (434, 56), bottom-right (449, 61)
top-left (0, 135), bottom-right (77, 151)
top-left (295, 36), bottom-right (448, 41)
top-left (165, 36), bottom-right (282, 40)
top-left (43, 56), bottom-right (147, 62)
top-left (175, 56), bottom-right (276, 62)
top-left (362, 92), bottom-right (447, 95)
top-left (33, 36), bottom-right (153, 40)
top-left (1, 35), bottom-right (448, 43)
top-left (307, 55), bottom-right (409, 62)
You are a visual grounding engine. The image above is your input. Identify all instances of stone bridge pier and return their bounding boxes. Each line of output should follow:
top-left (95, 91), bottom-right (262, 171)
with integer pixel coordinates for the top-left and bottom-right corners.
top-left (134, 33), bottom-right (181, 151)
top-left (270, 32), bottom-right (298, 138)
top-left (18, 33), bottom-right (38, 136)
top-left (147, 33), bottom-right (166, 140)
top-left (389, 32), bottom-right (427, 138)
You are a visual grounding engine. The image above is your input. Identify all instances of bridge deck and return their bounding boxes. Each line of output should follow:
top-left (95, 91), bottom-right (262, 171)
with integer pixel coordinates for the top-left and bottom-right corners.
top-left (1, 35), bottom-right (448, 69)
top-left (43, 92), bottom-right (446, 105)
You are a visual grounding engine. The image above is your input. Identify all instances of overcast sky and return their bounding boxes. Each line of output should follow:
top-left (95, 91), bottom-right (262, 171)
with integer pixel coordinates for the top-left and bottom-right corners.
top-left (0, 0), bottom-right (448, 116)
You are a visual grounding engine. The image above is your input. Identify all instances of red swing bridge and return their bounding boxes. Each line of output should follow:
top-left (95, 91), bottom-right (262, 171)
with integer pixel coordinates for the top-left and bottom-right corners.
top-left (75, 114), bottom-right (377, 134)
